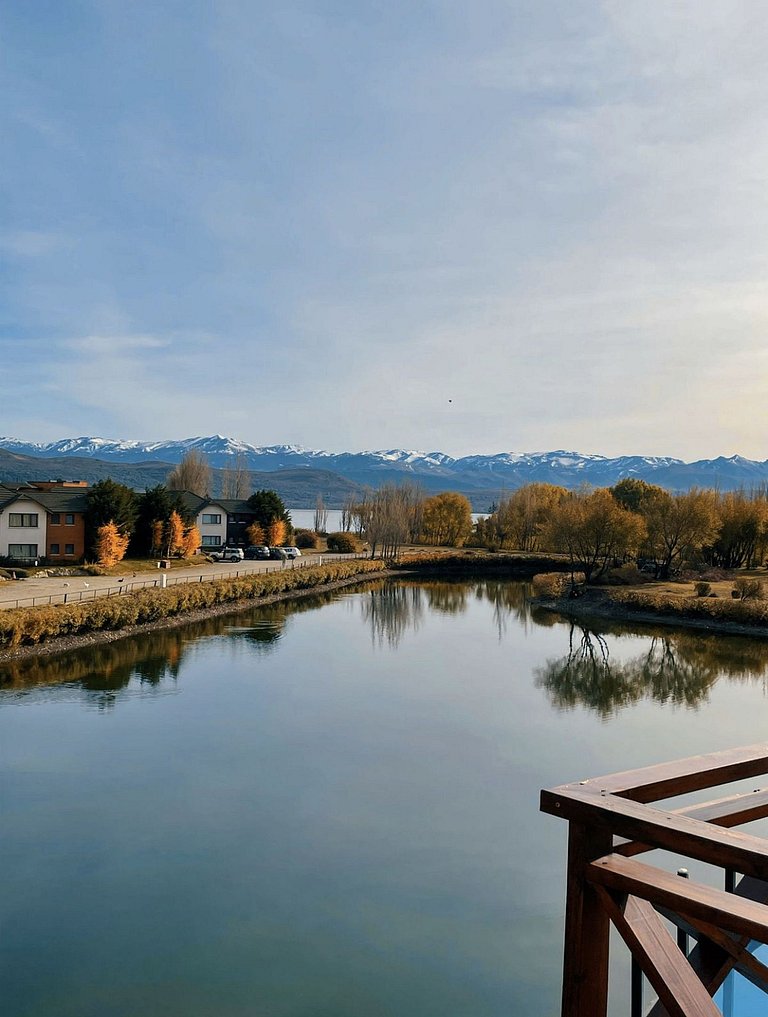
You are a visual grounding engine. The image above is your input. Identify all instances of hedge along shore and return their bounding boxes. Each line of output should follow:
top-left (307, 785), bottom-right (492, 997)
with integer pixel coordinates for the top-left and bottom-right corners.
top-left (0, 560), bottom-right (390, 663)
top-left (534, 586), bottom-right (768, 641)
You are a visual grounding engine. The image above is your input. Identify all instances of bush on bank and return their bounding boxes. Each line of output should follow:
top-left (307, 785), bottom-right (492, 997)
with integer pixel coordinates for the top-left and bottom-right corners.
top-left (607, 589), bottom-right (768, 627)
top-left (0, 560), bottom-right (387, 650)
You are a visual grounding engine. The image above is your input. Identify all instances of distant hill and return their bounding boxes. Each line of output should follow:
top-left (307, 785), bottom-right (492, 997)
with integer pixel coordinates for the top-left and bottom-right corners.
top-left (1, 435), bottom-right (767, 508)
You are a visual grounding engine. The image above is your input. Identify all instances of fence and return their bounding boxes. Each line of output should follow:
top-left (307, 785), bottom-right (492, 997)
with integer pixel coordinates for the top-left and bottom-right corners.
top-left (0, 553), bottom-right (367, 611)
top-left (541, 743), bottom-right (768, 1016)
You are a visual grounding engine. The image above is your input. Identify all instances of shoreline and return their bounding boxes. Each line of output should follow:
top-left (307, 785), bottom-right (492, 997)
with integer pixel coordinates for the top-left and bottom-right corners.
top-left (535, 589), bottom-right (768, 640)
top-left (0, 570), bottom-right (397, 665)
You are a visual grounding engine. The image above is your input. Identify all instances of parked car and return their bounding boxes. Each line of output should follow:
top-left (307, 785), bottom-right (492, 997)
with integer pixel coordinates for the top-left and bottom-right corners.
top-left (269, 547), bottom-right (287, 560)
top-left (210, 546), bottom-right (245, 562)
top-left (244, 545), bottom-right (271, 560)
top-left (282, 546), bottom-right (302, 559)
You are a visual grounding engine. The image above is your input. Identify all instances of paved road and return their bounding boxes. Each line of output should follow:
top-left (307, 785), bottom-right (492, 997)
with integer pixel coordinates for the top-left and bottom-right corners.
top-left (0, 554), bottom-right (342, 610)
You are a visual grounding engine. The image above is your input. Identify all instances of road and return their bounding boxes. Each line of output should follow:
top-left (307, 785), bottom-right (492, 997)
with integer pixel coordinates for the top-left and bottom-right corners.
top-left (0, 554), bottom-right (339, 611)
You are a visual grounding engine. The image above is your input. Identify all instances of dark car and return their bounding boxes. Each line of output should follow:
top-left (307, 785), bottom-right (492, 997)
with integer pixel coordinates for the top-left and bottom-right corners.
top-left (244, 545), bottom-right (271, 560)
top-left (269, 547), bottom-right (287, 560)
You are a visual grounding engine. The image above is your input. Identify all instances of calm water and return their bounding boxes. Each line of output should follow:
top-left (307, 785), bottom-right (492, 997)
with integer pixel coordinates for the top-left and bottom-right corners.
top-left (2, 579), bottom-right (768, 1017)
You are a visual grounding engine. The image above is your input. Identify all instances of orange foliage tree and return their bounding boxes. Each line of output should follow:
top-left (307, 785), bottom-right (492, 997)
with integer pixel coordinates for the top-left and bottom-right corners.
top-left (166, 510), bottom-right (185, 556)
top-left (246, 522), bottom-right (265, 545)
top-left (181, 524), bottom-right (201, 558)
top-left (266, 519), bottom-right (287, 546)
top-left (95, 521), bottom-right (130, 568)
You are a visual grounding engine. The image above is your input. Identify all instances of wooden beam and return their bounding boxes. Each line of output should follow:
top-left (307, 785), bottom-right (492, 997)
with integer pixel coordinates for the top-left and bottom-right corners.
top-left (561, 823), bottom-right (612, 1017)
top-left (587, 855), bottom-right (768, 942)
top-left (540, 786), bottom-right (768, 878)
top-left (595, 889), bottom-right (720, 1017)
top-left (682, 913), bottom-right (768, 994)
top-left (615, 787), bottom-right (768, 858)
top-left (550, 743), bottom-right (768, 803)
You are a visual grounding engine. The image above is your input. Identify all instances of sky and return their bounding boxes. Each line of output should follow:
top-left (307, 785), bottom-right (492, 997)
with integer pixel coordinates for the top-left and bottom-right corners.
top-left (2, 1), bottom-right (768, 461)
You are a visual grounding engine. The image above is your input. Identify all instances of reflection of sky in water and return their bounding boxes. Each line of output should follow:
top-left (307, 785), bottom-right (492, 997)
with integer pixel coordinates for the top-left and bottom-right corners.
top-left (2, 580), bottom-right (768, 1016)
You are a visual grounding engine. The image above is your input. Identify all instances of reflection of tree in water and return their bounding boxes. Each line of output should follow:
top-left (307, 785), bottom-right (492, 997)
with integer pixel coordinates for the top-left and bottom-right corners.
top-left (361, 583), bottom-right (425, 649)
top-left (361, 579), bottom-right (535, 647)
top-left (534, 623), bottom-right (751, 717)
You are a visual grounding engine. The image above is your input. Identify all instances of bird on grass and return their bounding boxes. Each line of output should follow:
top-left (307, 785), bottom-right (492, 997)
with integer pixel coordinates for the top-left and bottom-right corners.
top-left (83, 581), bottom-right (90, 588)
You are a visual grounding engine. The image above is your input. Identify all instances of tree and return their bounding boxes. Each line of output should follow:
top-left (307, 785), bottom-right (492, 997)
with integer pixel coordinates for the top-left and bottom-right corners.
top-left (421, 492), bottom-right (473, 546)
top-left (643, 489), bottom-right (718, 578)
top-left (314, 494), bottom-right (329, 534)
top-left (247, 490), bottom-right (291, 530)
top-left (165, 510), bottom-right (185, 557)
top-left (266, 518), bottom-right (287, 546)
top-left (610, 478), bottom-right (667, 515)
top-left (220, 453), bottom-right (251, 499)
top-left (167, 450), bottom-right (211, 497)
top-left (543, 489), bottom-right (646, 581)
top-left (360, 484), bottom-right (417, 558)
top-left (246, 522), bottom-right (266, 546)
top-left (493, 483), bottom-right (568, 551)
top-left (181, 523), bottom-right (201, 558)
top-left (704, 491), bottom-right (768, 569)
top-left (131, 485), bottom-right (186, 557)
top-left (95, 521), bottom-right (130, 568)
top-left (85, 479), bottom-right (137, 557)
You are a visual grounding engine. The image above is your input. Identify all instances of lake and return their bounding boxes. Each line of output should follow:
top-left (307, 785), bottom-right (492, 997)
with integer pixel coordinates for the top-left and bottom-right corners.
top-left (2, 578), bottom-right (768, 1016)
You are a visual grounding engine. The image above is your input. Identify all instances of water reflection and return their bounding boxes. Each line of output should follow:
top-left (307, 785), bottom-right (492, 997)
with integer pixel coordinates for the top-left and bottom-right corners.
top-left (360, 579), bottom-right (534, 647)
top-left (536, 623), bottom-right (768, 716)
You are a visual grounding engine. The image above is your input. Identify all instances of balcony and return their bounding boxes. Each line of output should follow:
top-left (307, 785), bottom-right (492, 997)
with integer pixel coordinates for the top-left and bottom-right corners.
top-left (541, 744), bottom-right (768, 1016)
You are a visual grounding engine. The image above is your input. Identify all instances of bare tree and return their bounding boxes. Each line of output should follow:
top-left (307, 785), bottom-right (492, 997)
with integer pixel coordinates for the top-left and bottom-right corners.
top-left (362, 484), bottom-right (421, 558)
top-left (314, 494), bottom-right (329, 534)
top-left (167, 450), bottom-right (212, 498)
top-left (220, 453), bottom-right (251, 499)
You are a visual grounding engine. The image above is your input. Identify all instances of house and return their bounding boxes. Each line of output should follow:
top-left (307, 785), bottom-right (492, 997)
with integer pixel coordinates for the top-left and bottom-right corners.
top-left (177, 493), bottom-right (229, 550)
top-left (0, 481), bottom-right (88, 563)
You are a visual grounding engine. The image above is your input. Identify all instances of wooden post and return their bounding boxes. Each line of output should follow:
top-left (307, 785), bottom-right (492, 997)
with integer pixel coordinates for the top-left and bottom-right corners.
top-left (561, 822), bottom-right (612, 1017)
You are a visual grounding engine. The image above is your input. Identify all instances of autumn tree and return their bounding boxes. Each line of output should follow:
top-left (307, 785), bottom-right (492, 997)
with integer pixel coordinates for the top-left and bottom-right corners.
top-left (95, 521), bottom-right (130, 568)
top-left (167, 450), bottom-right (212, 497)
top-left (421, 492), bottom-right (473, 546)
top-left (85, 479), bottom-right (137, 557)
top-left (165, 510), bottom-right (186, 557)
top-left (703, 491), bottom-right (767, 569)
top-left (131, 485), bottom-right (187, 557)
top-left (610, 478), bottom-right (667, 515)
top-left (643, 489), bottom-right (719, 578)
top-left (493, 483), bottom-right (568, 551)
top-left (543, 488), bottom-right (646, 581)
top-left (360, 484), bottom-right (420, 558)
top-left (246, 522), bottom-right (266, 545)
top-left (181, 523), bottom-right (201, 558)
top-left (247, 489), bottom-right (291, 546)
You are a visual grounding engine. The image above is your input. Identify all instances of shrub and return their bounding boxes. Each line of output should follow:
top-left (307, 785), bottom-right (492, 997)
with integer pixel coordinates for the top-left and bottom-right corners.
top-left (733, 578), bottom-right (764, 601)
top-left (532, 572), bottom-right (586, 598)
top-left (294, 529), bottom-right (319, 549)
top-left (695, 581), bottom-right (712, 598)
top-left (327, 532), bottom-right (361, 553)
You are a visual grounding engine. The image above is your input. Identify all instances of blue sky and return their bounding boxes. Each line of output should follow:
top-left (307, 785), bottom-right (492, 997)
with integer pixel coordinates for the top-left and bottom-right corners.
top-left (3, 1), bottom-right (768, 459)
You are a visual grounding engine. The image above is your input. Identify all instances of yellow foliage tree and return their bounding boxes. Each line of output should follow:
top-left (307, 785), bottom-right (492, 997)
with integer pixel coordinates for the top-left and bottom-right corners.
top-left (166, 510), bottom-right (185, 557)
top-left (421, 492), bottom-right (473, 546)
top-left (181, 524), bottom-right (201, 558)
top-left (151, 519), bottom-right (165, 557)
top-left (266, 519), bottom-right (287, 546)
top-left (95, 521), bottom-right (130, 568)
top-left (246, 522), bottom-right (265, 545)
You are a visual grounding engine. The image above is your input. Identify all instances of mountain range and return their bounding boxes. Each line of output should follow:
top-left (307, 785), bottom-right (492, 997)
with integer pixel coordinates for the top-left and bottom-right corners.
top-left (1, 435), bottom-right (767, 508)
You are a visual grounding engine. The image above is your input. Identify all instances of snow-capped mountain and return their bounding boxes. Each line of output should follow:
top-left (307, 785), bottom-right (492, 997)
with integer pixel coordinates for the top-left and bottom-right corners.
top-left (0, 435), bottom-right (766, 497)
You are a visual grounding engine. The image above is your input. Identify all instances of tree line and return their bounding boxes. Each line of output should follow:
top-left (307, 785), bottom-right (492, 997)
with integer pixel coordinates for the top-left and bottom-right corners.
top-left (475, 479), bottom-right (768, 580)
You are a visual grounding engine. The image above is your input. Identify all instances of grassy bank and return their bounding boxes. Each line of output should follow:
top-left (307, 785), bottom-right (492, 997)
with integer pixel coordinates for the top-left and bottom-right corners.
top-left (0, 560), bottom-right (387, 650)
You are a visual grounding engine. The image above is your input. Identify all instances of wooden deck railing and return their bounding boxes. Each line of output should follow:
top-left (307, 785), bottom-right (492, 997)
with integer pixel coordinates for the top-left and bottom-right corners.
top-left (541, 744), bottom-right (768, 1016)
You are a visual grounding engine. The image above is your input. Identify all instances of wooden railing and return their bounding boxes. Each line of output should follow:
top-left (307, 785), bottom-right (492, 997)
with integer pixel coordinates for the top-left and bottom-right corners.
top-left (541, 744), bottom-right (768, 1016)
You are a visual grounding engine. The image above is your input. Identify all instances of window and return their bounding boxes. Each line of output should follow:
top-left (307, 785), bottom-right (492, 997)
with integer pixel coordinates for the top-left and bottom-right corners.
top-left (65, 544), bottom-right (75, 555)
top-left (8, 544), bottom-right (38, 558)
top-left (50, 543), bottom-right (60, 554)
top-left (9, 513), bottom-right (39, 527)
top-left (65, 514), bottom-right (75, 525)
top-left (50, 513), bottom-right (61, 524)
top-left (202, 513), bottom-right (221, 525)
top-left (201, 535), bottom-right (222, 546)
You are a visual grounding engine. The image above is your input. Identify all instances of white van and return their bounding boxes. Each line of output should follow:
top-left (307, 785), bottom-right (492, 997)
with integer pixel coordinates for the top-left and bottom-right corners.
top-left (210, 546), bottom-right (244, 562)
